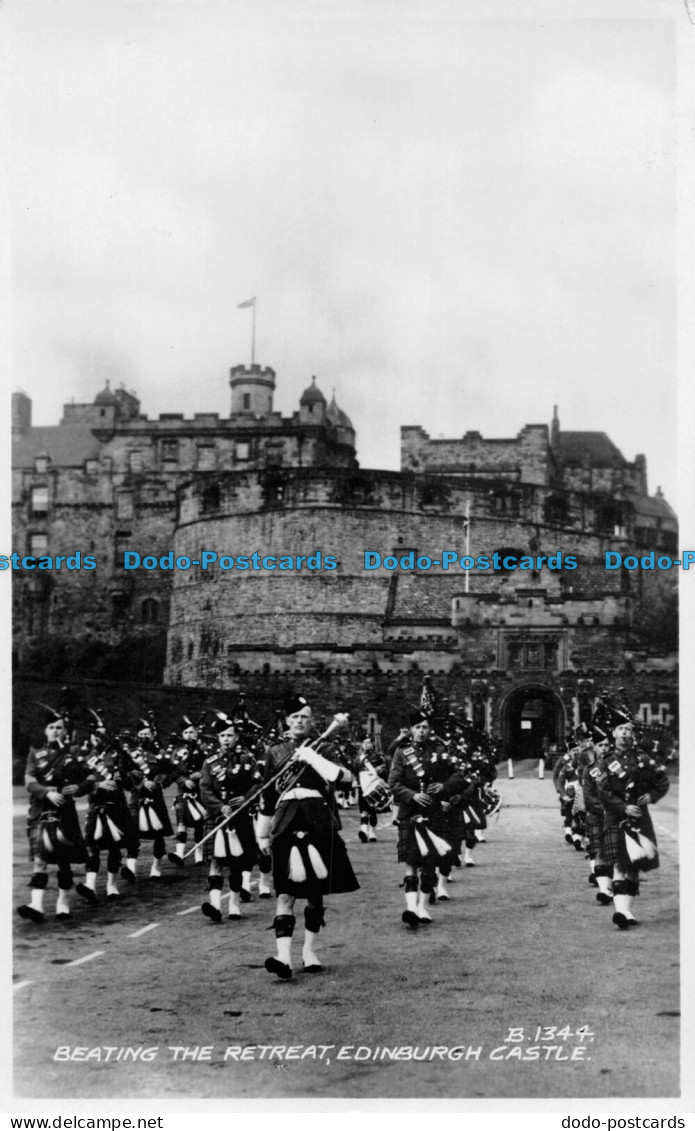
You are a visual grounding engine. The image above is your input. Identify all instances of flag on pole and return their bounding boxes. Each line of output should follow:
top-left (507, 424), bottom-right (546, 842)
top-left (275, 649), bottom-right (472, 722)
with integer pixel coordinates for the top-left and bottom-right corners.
top-left (238, 297), bottom-right (256, 309)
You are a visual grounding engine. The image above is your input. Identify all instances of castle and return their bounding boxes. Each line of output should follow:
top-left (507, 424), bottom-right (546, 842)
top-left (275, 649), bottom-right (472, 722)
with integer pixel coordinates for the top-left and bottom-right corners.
top-left (11, 361), bottom-right (678, 755)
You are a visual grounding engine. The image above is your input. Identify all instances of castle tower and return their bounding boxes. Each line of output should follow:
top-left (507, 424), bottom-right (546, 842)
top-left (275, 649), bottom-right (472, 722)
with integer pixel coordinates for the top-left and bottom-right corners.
top-left (229, 363), bottom-right (276, 418)
top-left (299, 376), bottom-right (327, 424)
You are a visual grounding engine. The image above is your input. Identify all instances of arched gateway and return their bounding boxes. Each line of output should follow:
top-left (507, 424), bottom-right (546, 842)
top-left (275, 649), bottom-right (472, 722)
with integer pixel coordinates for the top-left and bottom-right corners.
top-left (499, 683), bottom-right (567, 761)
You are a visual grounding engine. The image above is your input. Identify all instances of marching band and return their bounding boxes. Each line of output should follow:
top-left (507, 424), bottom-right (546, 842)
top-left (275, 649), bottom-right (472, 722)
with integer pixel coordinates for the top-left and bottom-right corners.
top-left (15, 680), bottom-right (674, 955)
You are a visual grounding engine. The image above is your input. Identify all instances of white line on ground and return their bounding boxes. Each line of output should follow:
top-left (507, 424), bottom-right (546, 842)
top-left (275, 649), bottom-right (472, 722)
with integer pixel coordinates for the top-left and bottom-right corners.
top-left (128, 923), bottom-right (159, 938)
top-left (67, 951), bottom-right (104, 967)
top-left (176, 906), bottom-right (199, 916)
top-left (13, 981), bottom-right (32, 992)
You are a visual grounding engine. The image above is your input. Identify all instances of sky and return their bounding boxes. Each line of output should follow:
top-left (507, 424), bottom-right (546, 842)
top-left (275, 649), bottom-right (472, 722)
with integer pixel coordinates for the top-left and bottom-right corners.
top-left (9, 0), bottom-right (678, 502)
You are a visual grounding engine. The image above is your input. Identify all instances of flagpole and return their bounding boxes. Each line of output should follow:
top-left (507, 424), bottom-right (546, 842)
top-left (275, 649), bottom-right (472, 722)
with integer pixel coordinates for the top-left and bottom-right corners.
top-left (465, 499), bottom-right (470, 594)
top-left (251, 300), bottom-right (256, 366)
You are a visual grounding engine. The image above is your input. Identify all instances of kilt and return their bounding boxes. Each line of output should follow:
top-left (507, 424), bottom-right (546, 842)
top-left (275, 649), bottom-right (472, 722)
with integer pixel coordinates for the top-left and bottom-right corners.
top-left (443, 806), bottom-right (466, 852)
top-left (270, 798), bottom-right (359, 898)
top-left (602, 807), bottom-right (659, 872)
top-left (28, 800), bottom-right (88, 866)
top-left (210, 813), bottom-right (257, 870)
top-left (397, 808), bottom-right (453, 868)
top-left (173, 789), bottom-right (206, 829)
top-left (585, 811), bottom-right (605, 859)
top-left (129, 784), bottom-right (173, 840)
top-left (84, 791), bottom-right (137, 849)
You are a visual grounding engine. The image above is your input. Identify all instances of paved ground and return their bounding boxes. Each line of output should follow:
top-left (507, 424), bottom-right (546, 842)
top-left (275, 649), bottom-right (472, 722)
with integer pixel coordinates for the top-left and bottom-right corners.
top-left (12, 767), bottom-right (680, 1101)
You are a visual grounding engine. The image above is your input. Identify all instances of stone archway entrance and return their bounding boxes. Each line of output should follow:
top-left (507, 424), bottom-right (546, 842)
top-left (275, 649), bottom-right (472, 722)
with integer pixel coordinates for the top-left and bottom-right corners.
top-left (499, 683), bottom-right (566, 761)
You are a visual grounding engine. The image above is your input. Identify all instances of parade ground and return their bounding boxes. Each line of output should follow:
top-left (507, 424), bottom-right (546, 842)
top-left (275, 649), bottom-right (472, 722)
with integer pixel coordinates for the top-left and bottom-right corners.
top-left (12, 768), bottom-right (680, 1102)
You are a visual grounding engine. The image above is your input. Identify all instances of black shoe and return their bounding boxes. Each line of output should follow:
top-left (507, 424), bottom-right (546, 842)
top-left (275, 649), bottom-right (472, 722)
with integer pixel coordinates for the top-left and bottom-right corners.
top-left (626, 918), bottom-right (640, 928)
top-left (358, 829), bottom-right (368, 843)
top-left (612, 912), bottom-right (630, 930)
top-left (302, 963), bottom-right (324, 973)
top-left (17, 905), bottom-right (45, 924)
top-left (202, 902), bottom-right (222, 924)
top-left (437, 891), bottom-right (450, 901)
top-left (56, 912), bottom-right (71, 920)
top-left (120, 866), bottom-right (136, 884)
top-left (428, 890), bottom-right (437, 905)
top-left (75, 883), bottom-right (99, 906)
top-left (258, 892), bottom-right (272, 900)
top-left (564, 833), bottom-right (573, 844)
top-left (453, 856), bottom-right (462, 868)
top-left (596, 892), bottom-right (612, 906)
top-left (573, 840), bottom-right (584, 852)
top-left (240, 888), bottom-right (252, 904)
top-left (265, 957), bottom-right (293, 980)
top-left (402, 910), bottom-right (419, 929)
top-left (107, 893), bottom-right (120, 902)
top-left (417, 915), bottom-right (433, 925)
top-left (588, 874), bottom-right (598, 887)
top-left (167, 852), bottom-right (184, 868)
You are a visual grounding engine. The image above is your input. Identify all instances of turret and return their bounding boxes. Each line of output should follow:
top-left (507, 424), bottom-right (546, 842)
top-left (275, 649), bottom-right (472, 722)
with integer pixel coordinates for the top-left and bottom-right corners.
top-left (299, 376), bottom-right (327, 425)
top-left (229, 364), bottom-right (276, 418)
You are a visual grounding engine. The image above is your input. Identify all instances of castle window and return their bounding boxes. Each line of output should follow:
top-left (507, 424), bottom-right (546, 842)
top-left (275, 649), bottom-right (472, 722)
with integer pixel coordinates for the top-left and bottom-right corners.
top-left (266, 445), bottom-right (283, 468)
top-left (161, 439), bottom-right (179, 463)
top-left (129, 450), bottom-right (143, 473)
top-left (85, 459), bottom-right (98, 475)
top-left (114, 531), bottom-right (132, 567)
top-left (235, 442), bottom-right (250, 462)
top-left (197, 446), bottom-right (216, 471)
top-left (187, 640), bottom-right (194, 660)
top-left (243, 394), bottom-right (250, 410)
top-left (201, 483), bottom-right (221, 513)
top-left (29, 532), bottom-right (48, 556)
top-left (31, 487), bottom-right (48, 515)
top-left (141, 597), bottom-right (160, 625)
top-left (503, 634), bottom-right (562, 670)
top-left (116, 492), bottom-right (134, 521)
top-left (34, 454), bottom-right (49, 474)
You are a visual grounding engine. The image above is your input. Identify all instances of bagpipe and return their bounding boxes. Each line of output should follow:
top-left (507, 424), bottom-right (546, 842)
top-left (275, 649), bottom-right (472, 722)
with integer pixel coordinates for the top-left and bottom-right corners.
top-left (175, 712), bottom-right (351, 863)
top-left (119, 740), bottom-right (172, 835)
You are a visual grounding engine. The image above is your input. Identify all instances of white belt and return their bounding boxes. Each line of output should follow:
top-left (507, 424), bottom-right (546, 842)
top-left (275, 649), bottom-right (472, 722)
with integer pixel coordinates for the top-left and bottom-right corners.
top-left (279, 788), bottom-right (322, 802)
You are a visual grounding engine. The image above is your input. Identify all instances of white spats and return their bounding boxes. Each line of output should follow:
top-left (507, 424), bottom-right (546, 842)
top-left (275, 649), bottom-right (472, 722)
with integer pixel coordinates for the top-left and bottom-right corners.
top-left (106, 872), bottom-right (120, 898)
top-left (228, 890), bottom-right (242, 919)
top-left (613, 893), bottom-right (635, 921)
top-left (149, 858), bottom-right (162, 878)
top-left (85, 871), bottom-right (98, 892)
top-left (194, 848), bottom-right (204, 864)
top-left (209, 888), bottom-right (222, 912)
top-left (596, 875), bottom-right (612, 897)
top-left (175, 842), bottom-right (186, 859)
top-left (367, 829), bottom-right (377, 842)
top-left (416, 891), bottom-right (432, 922)
top-left (302, 930), bottom-right (321, 969)
top-left (258, 872), bottom-right (273, 897)
top-left (405, 890), bottom-right (418, 914)
top-left (30, 888), bottom-right (44, 914)
top-left (276, 935), bottom-right (292, 968)
top-left (464, 847), bottom-right (476, 867)
top-left (436, 875), bottom-right (450, 901)
top-left (56, 890), bottom-right (70, 917)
